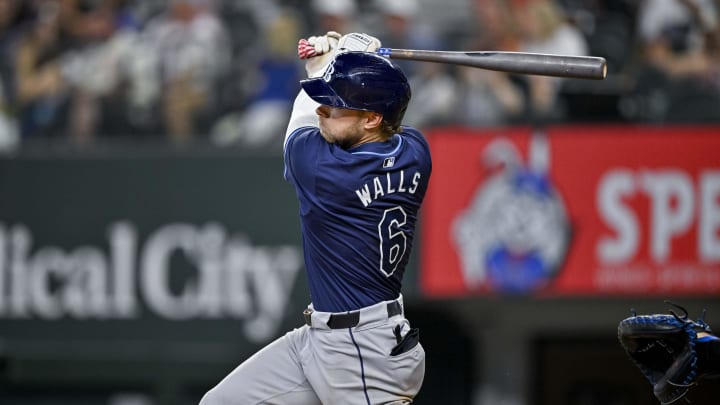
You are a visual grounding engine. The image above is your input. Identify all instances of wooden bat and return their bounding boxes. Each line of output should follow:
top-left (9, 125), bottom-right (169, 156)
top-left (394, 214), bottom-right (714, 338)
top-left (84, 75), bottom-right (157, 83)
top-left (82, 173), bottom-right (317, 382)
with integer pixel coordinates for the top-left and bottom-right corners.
top-left (376, 48), bottom-right (607, 80)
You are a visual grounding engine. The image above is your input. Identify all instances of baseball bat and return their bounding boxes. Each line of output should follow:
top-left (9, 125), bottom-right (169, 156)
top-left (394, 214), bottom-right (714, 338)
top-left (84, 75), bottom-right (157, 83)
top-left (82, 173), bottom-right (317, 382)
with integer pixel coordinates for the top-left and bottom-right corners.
top-left (377, 48), bottom-right (607, 80)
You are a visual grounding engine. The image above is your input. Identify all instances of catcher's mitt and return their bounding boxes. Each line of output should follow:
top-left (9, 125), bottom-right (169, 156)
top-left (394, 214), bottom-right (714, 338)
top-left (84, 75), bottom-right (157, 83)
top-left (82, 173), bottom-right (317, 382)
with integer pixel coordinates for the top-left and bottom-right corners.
top-left (617, 302), bottom-right (714, 405)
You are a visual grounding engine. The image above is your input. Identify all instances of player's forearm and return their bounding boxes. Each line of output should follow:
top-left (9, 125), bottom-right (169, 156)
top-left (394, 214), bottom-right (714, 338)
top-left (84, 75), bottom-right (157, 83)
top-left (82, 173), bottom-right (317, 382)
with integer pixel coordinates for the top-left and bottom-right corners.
top-left (284, 33), bottom-right (338, 148)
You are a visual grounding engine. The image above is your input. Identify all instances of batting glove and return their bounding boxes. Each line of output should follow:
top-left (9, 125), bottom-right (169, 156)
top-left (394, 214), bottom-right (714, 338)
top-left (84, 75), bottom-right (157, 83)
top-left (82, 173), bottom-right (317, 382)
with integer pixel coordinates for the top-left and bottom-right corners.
top-left (336, 32), bottom-right (382, 53)
top-left (298, 31), bottom-right (341, 59)
top-left (298, 31), bottom-right (342, 78)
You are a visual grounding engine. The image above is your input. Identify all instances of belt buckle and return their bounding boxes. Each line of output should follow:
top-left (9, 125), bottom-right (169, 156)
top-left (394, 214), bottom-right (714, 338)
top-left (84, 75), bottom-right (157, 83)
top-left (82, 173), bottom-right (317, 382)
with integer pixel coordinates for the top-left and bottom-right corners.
top-left (303, 308), bottom-right (313, 326)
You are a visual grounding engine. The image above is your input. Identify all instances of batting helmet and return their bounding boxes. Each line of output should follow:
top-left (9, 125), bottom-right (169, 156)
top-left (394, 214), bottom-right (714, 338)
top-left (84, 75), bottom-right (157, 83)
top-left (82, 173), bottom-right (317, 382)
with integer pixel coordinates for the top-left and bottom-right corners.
top-left (301, 51), bottom-right (411, 131)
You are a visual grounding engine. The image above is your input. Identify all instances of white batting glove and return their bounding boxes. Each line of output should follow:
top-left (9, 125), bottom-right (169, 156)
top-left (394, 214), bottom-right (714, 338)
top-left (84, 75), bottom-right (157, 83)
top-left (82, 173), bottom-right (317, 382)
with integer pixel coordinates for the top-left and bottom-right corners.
top-left (298, 31), bottom-right (342, 78)
top-left (298, 31), bottom-right (341, 59)
top-left (337, 33), bottom-right (382, 53)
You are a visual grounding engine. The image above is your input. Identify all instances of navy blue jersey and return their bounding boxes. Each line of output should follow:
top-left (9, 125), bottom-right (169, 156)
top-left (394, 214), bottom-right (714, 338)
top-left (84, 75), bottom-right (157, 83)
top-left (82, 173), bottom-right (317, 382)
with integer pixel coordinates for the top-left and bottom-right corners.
top-left (284, 126), bottom-right (432, 312)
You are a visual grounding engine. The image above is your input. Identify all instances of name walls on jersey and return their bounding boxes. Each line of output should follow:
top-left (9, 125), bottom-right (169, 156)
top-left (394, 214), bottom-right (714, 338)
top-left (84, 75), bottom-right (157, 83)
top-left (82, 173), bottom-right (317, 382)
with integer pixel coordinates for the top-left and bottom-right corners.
top-left (421, 126), bottom-right (720, 296)
top-left (0, 221), bottom-right (303, 342)
top-left (355, 170), bottom-right (423, 207)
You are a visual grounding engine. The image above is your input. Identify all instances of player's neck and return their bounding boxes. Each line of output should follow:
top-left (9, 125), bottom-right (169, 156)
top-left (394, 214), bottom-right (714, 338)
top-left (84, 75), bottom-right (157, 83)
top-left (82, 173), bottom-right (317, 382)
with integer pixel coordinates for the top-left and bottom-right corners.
top-left (352, 131), bottom-right (391, 148)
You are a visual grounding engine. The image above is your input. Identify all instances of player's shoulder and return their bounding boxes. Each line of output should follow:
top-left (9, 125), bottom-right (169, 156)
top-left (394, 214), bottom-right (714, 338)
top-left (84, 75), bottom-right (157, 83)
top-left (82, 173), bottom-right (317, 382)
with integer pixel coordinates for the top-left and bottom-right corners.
top-left (285, 126), bottom-right (323, 152)
top-left (398, 125), bottom-right (425, 139)
top-left (398, 126), bottom-right (430, 153)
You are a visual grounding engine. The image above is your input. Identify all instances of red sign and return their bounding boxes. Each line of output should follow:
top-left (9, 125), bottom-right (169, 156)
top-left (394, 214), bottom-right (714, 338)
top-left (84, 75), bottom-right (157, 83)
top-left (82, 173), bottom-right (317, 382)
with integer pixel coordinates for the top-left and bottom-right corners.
top-left (421, 125), bottom-right (720, 297)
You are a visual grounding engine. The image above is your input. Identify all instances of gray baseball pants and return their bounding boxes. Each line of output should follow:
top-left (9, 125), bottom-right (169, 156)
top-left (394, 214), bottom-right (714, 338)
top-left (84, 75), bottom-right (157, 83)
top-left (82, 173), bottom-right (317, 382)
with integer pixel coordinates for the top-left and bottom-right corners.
top-left (199, 295), bottom-right (425, 405)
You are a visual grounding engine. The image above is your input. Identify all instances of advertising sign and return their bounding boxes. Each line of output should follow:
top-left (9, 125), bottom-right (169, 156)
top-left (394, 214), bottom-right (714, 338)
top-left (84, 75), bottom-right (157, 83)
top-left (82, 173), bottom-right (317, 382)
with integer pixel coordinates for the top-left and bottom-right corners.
top-left (0, 151), bottom-right (307, 349)
top-left (421, 125), bottom-right (720, 297)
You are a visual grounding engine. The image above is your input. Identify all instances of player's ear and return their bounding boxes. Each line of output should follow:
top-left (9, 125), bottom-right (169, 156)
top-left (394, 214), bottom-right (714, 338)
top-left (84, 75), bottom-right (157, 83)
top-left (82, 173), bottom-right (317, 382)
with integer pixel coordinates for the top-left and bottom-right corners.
top-left (363, 112), bottom-right (383, 130)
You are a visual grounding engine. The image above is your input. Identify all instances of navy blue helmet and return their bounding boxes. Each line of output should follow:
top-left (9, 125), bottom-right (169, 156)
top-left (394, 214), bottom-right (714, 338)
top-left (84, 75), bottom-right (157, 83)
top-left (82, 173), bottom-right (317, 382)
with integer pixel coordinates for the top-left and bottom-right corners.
top-left (301, 51), bottom-right (411, 131)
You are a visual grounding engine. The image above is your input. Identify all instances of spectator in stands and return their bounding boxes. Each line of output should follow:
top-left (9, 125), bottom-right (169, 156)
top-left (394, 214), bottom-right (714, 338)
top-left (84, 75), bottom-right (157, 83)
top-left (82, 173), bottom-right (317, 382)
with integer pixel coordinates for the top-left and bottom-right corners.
top-left (0, 0), bottom-right (25, 149)
top-left (371, 0), bottom-right (443, 76)
top-left (211, 8), bottom-right (304, 148)
top-left (57, 0), bottom-right (120, 48)
top-left (59, 0), bottom-right (141, 143)
top-left (310, 0), bottom-right (361, 35)
top-left (630, 0), bottom-right (720, 122)
top-left (133, 0), bottom-right (231, 144)
top-left (454, 0), bottom-right (525, 127)
top-left (512, 0), bottom-right (589, 123)
top-left (14, 0), bottom-right (71, 139)
top-left (371, 0), bottom-right (457, 129)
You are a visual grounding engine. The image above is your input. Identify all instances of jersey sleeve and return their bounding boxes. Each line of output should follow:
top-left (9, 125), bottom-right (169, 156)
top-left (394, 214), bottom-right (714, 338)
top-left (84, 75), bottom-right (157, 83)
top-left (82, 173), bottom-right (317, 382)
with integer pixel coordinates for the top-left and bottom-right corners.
top-left (283, 126), bottom-right (325, 186)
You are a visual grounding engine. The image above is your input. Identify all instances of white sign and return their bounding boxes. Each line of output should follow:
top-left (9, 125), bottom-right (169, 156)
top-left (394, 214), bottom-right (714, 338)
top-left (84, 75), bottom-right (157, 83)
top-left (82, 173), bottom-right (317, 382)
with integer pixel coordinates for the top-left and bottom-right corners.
top-left (0, 221), bottom-right (304, 342)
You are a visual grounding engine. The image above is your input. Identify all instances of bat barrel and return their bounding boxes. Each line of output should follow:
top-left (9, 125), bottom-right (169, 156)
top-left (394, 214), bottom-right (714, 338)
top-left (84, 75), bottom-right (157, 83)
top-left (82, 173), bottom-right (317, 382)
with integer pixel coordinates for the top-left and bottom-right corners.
top-left (377, 48), bottom-right (607, 80)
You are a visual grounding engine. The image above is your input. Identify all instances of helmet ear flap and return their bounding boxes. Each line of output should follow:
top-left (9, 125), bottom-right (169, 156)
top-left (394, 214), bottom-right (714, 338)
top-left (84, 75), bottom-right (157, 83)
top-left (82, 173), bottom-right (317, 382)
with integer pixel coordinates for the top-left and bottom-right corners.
top-left (300, 52), bottom-right (411, 131)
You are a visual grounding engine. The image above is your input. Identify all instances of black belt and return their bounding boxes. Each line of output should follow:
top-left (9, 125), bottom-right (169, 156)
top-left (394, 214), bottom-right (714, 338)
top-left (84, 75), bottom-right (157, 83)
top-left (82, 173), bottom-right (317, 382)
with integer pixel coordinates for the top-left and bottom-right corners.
top-left (304, 300), bottom-right (402, 329)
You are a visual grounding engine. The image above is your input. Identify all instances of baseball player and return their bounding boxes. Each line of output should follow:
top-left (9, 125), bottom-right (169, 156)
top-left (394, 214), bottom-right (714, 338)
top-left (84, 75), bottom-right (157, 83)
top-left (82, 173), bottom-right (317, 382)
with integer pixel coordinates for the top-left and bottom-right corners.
top-left (199, 32), bottom-right (431, 405)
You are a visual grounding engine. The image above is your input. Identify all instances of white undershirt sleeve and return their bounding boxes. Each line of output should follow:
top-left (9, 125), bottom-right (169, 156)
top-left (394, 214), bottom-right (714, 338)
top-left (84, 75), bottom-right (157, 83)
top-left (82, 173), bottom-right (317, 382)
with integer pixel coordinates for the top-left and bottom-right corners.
top-left (284, 90), bottom-right (320, 151)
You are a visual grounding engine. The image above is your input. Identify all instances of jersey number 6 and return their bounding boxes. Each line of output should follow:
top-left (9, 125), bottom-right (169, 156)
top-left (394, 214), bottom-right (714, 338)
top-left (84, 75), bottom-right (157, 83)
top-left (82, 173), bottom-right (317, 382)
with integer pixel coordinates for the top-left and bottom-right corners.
top-left (378, 206), bottom-right (408, 277)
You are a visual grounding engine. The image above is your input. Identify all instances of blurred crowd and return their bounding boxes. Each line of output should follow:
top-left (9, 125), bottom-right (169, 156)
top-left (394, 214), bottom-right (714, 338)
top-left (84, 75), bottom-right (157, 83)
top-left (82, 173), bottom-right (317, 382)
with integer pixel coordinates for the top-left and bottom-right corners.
top-left (0, 0), bottom-right (719, 150)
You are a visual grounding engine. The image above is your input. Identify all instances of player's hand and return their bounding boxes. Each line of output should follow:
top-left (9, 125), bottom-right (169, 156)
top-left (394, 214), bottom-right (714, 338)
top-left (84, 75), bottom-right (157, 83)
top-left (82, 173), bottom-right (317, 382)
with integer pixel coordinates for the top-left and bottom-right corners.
top-left (298, 31), bottom-right (341, 59)
top-left (337, 33), bottom-right (382, 53)
top-left (298, 31), bottom-right (342, 78)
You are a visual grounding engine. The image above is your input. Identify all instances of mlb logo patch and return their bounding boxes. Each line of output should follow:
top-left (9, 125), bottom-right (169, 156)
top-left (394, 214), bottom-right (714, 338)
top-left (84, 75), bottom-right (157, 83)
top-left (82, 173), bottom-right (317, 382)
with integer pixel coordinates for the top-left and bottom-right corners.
top-left (383, 157), bottom-right (395, 168)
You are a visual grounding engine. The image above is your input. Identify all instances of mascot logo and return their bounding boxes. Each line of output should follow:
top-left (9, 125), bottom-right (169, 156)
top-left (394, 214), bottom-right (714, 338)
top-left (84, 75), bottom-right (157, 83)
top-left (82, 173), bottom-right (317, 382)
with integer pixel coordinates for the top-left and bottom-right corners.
top-left (452, 132), bottom-right (570, 293)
